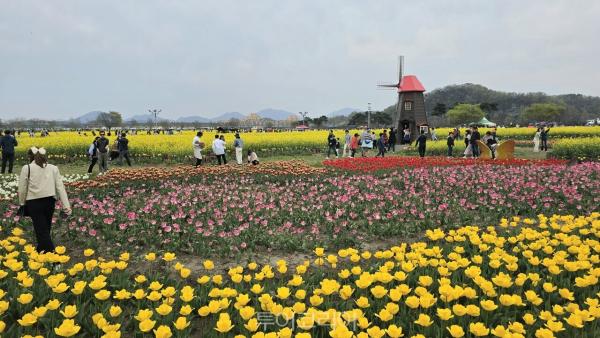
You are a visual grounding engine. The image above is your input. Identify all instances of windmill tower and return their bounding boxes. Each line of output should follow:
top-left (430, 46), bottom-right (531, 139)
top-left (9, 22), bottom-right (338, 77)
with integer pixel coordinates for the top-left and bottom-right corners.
top-left (379, 56), bottom-right (427, 142)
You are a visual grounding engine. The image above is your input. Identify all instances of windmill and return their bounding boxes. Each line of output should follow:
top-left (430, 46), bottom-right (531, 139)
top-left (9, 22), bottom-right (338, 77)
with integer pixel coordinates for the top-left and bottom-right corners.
top-left (378, 56), bottom-right (427, 143)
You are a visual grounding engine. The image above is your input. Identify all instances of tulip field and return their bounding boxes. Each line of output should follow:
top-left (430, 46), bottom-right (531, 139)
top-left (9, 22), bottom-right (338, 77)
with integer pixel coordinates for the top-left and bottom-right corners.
top-left (9, 126), bottom-right (600, 162)
top-left (1, 155), bottom-right (600, 337)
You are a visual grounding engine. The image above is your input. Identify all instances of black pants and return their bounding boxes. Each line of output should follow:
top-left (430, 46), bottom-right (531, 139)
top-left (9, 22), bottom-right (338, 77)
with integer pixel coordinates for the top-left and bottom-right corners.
top-left (26, 197), bottom-right (56, 253)
top-left (541, 139), bottom-right (548, 151)
top-left (418, 147), bottom-right (426, 158)
top-left (351, 149), bottom-right (356, 158)
top-left (447, 146), bottom-right (453, 157)
top-left (251, 160), bottom-right (259, 165)
top-left (216, 154), bottom-right (227, 165)
top-left (118, 150), bottom-right (132, 166)
top-left (195, 158), bottom-right (202, 167)
top-left (87, 157), bottom-right (98, 173)
top-left (327, 145), bottom-right (338, 157)
top-left (1, 152), bottom-right (15, 173)
top-left (387, 141), bottom-right (395, 152)
top-left (377, 148), bottom-right (385, 157)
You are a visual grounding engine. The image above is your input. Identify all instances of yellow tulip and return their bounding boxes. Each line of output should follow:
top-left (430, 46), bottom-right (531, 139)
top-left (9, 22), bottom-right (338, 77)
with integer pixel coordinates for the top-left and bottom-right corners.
top-left (239, 306), bottom-right (256, 320)
top-left (17, 293), bottom-right (33, 304)
top-left (18, 313), bottom-right (38, 326)
top-left (437, 308), bottom-right (454, 321)
top-left (95, 289), bottom-right (111, 300)
top-left (386, 324), bottom-right (404, 338)
top-left (355, 296), bottom-right (370, 308)
top-left (375, 309), bottom-right (393, 322)
top-left (370, 285), bottom-right (387, 299)
top-left (32, 306), bottom-right (48, 318)
top-left (162, 252), bottom-right (176, 262)
top-left (414, 314), bottom-right (433, 327)
top-left (366, 326), bottom-right (385, 338)
top-left (54, 319), bottom-right (81, 337)
top-left (153, 325), bottom-right (172, 338)
top-left (215, 313), bottom-right (234, 333)
top-left (60, 305), bottom-right (78, 318)
top-left (203, 259), bottom-right (215, 270)
top-left (447, 325), bottom-right (465, 337)
top-left (138, 319), bottom-right (156, 332)
top-left (469, 322), bottom-right (490, 336)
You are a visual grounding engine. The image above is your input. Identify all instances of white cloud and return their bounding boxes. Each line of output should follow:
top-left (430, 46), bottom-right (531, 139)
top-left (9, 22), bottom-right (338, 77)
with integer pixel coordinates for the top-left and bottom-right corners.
top-left (0, 0), bottom-right (599, 119)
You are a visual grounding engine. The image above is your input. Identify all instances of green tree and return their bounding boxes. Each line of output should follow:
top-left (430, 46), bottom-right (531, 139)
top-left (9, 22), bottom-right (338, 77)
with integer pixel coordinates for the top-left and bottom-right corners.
top-left (96, 111), bottom-right (123, 131)
top-left (446, 104), bottom-right (485, 126)
top-left (371, 111), bottom-right (392, 126)
top-left (432, 103), bottom-right (447, 116)
top-left (348, 112), bottom-right (367, 126)
top-left (521, 103), bottom-right (565, 123)
top-left (312, 115), bottom-right (328, 127)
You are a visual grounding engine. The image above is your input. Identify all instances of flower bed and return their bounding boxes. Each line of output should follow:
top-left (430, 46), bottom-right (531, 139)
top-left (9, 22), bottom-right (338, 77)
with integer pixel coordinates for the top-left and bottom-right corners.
top-left (550, 137), bottom-right (600, 161)
top-left (323, 156), bottom-right (568, 172)
top-left (3, 163), bottom-right (598, 257)
top-left (0, 213), bottom-right (598, 337)
top-left (0, 173), bottom-right (90, 201)
top-left (66, 161), bottom-right (326, 189)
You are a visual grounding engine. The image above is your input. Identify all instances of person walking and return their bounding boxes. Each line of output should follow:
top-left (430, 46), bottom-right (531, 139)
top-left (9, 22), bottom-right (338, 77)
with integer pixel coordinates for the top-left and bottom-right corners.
top-left (326, 130), bottom-right (338, 159)
top-left (1, 129), bottom-right (18, 174)
top-left (117, 132), bottom-right (132, 166)
top-left (18, 147), bottom-right (71, 253)
top-left (96, 131), bottom-right (110, 173)
top-left (343, 130), bottom-right (351, 157)
top-left (212, 135), bottom-right (227, 165)
top-left (430, 127), bottom-right (438, 141)
top-left (463, 129), bottom-right (472, 158)
top-left (350, 133), bottom-right (359, 158)
top-left (387, 127), bottom-right (396, 152)
top-left (540, 126), bottom-right (550, 151)
top-left (234, 133), bottom-right (244, 165)
top-left (533, 128), bottom-right (541, 152)
top-left (87, 137), bottom-right (99, 173)
top-left (471, 127), bottom-right (481, 158)
top-left (415, 130), bottom-right (427, 158)
top-left (192, 131), bottom-right (204, 167)
top-left (376, 133), bottom-right (386, 157)
top-left (360, 128), bottom-right (373, 156)
top-left (447, 131), bottom-right (455, 157)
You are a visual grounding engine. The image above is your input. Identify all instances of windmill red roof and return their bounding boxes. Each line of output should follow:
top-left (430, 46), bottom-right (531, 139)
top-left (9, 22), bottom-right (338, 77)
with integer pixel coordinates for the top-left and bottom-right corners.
top-left (398, 75), bottom-right (425, 93)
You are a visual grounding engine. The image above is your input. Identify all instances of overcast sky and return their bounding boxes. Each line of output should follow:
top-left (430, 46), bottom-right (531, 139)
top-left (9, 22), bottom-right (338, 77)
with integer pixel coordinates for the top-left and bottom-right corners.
top-left (1, 0), bottom-right (599, 120)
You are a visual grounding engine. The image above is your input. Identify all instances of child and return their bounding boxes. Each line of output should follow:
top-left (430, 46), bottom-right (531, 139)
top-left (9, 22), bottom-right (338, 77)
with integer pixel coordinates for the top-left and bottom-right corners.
top-left (247, 150), bottom-right (259, 165)
top-left (447, 132), bottom-right (454, 157)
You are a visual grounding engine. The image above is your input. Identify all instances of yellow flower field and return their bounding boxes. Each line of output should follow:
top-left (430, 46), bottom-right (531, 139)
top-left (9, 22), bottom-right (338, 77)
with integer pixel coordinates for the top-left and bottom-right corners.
top-left (10, 126), bottom-right (600, 161)
top-left (0, 213), bottom-right (598, 337)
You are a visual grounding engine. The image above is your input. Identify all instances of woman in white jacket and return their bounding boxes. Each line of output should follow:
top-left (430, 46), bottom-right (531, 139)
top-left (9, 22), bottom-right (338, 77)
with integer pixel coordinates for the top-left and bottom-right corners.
top-left (533, 128), bottom-right (541, 152)
top-left (18, 147), bottom-right (71, 253)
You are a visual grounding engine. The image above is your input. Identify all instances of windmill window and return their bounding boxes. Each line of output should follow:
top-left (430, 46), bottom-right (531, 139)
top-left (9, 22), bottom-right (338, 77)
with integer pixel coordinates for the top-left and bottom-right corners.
top-left (404, 101), bottom-right (413, 111)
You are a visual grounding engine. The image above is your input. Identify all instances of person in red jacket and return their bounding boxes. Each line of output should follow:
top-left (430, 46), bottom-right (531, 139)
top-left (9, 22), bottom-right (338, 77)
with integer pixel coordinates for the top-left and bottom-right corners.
top-left (349, 133), bottom-right (360, 158)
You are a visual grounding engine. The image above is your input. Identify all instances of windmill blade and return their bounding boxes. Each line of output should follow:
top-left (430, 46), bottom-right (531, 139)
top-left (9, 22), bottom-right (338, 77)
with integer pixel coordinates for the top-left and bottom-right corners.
top-left (377, 84), bottom-right (399, 89)
top-left (398, 55), bottom-right (404, 85)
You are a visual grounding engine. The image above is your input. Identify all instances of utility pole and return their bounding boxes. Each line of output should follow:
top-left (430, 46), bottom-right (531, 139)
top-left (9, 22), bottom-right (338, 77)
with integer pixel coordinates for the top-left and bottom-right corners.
top-left (148, 109), bottom-right (162, 128)
top-left (367, 103), bottom-right (372, 128)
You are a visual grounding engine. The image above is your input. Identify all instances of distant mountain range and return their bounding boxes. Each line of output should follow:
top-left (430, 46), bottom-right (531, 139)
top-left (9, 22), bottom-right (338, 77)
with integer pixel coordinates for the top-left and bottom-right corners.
top-left (75, 110), bottom-right (105, 123)
top-left (328, 107), bottom-right (361, 117)
top-left (72, 107), bottom-right (359, 124)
